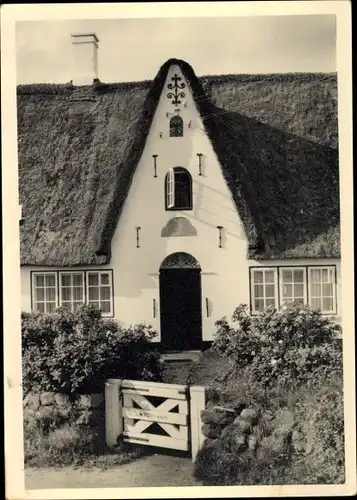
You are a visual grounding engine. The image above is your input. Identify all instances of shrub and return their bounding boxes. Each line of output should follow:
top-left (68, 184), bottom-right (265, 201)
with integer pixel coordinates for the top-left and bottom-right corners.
top-left (22, 305), bottom-right (162, 394)
top-left (194, 303), bottom-right (345, 485)
top-left (194, 367), bottom-right (345, 485)
top-left (212, 302), bottom-right (342, 387)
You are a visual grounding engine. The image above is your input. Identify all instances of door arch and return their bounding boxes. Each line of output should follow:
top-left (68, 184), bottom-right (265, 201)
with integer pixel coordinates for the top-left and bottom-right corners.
top-left (159, 252), bottom-right (202, 351)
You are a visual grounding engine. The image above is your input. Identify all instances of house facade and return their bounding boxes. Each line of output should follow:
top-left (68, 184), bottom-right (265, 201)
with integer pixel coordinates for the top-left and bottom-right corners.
top-left (18, 34), bottom-right (341, 351)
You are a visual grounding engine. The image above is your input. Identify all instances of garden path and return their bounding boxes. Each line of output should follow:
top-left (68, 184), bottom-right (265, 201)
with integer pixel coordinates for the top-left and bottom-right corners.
top-left (25, 454), bottom-right (200, 489)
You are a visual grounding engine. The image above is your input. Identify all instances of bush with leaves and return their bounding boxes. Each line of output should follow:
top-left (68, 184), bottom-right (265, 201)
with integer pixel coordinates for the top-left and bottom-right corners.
top-left (212, 302), bottom-right (342, 387)
top-left (22, 305), bottom-right (162, 394)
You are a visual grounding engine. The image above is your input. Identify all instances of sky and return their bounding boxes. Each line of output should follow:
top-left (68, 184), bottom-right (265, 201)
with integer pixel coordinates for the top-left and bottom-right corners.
top-left (16, 15), bottom-right (336, 84)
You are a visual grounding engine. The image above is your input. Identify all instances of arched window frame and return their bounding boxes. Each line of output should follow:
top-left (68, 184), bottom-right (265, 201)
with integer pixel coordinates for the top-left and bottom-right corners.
top-left (165, 167), bottom-right (192, 211)
top-left (169, 115), bottom-right (184, 137)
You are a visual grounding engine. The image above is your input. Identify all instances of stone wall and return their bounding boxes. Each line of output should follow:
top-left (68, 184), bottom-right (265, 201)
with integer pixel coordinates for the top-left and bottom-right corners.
top-left (23, 391), bottom-right (105, 440)
top-left (200, 401), bottom-right (309, 458)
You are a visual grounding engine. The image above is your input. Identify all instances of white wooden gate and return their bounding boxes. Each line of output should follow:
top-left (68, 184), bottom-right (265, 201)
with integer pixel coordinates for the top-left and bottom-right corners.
top-left (105, 379), bottom-right (205, 461)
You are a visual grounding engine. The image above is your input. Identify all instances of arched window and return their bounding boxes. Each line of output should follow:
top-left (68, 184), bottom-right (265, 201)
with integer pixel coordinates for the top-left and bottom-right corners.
top-left (165, 167), bottom-right (192, 211)
top-left (169, 115), bottom-right (183, 137)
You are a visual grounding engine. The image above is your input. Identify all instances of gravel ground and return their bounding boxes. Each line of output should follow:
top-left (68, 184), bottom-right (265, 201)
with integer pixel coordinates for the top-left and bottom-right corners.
top-left (25, 454), bottom-right (201, 489)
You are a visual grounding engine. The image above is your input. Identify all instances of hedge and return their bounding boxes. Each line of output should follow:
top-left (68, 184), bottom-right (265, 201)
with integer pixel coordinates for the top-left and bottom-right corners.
top-left (22, 305), bottom-right (162, 394)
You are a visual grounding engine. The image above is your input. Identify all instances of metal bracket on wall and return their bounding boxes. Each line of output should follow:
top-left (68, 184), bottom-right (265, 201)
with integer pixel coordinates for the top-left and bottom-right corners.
top-left (197, 153), bottom-right (203, 176)
top-left (136, 227), bottom-right (141, 248)
top-left (217, 226), bottom-right (223, 248)
top-left (152, 155), bottom-right (158, 177)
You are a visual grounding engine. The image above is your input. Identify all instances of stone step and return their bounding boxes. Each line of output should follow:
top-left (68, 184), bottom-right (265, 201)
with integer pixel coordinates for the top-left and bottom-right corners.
top-left (160, 350), bottom-right (202, 363)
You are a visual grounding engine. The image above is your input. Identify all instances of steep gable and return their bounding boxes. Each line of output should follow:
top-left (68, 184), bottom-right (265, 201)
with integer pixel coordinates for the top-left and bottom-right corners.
top-left (17, 59), bottom-right (339, 266)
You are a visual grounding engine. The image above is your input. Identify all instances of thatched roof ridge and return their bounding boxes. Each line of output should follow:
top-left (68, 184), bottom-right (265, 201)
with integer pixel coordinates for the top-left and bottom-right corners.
top-left (17, 58), bottom-right (339, 266)
top-left (200, 71), bottom-right (336, 84)
top-left (17, 83), bottom-right (74, 95)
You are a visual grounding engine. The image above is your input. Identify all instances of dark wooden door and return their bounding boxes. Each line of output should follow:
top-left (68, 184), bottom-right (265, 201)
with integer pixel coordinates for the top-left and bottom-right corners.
top-left (159, 268), bottom-right (202, 351)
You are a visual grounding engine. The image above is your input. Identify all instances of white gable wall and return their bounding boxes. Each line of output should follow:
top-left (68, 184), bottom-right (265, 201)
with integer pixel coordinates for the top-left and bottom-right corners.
top-left (107, 64), bottom-right (249, 341)
top-left (20, 64), bottom-right (342, 341)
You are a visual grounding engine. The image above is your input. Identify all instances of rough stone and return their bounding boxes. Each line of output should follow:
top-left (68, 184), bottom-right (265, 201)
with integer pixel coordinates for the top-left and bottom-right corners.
top-left (23, 392), bottom-right (31, 407)
top-left (54, 393), bottom-right (70, 407)
top-left (57, 406), bottom-right (72, 420)
top-left (220, 423), bottom-right (237, 440)
top-left (239, 408), bottom-right (259, 425)
top-left (232, 403), bottom-right (247, 415)
top-left (260, 410), bottom-right (276, 434)
top-left (77, 395), bottom-right (92, 409)
top-left (291, 429), bottom-right (306, 453)
top-left (23, 408), bottom-right (37, 421)
top-left (248, 434), bottom-right (258, 452)
top-left (229, 429), bottom-right (248, 449)
top-left (205, 388), bottom-right (220, 405)
top-left (76, 410), bottom-right (92, 425)
top-left (202, 438), bottom-right (222, 451)
top-left (201, 409), bottom-right (235, 426)
top-left (26, 393), bottom-right (40, 411)
top-left (40, 392), bottom-right (55, 406)
top-left (205, 400), bottom-right (216, 411)
top-left (201, 423), bottom-right (221, 440)
top-left (260, 429), bottom-right (292, 455)
top-left (274, 409), bottom-right (294, 431)
top-left (36, 405), bottom-right (58, 425)
top-left (232, 417), bottom-right (252, 434)
top-left (261, 409), bottom-right (275, 422)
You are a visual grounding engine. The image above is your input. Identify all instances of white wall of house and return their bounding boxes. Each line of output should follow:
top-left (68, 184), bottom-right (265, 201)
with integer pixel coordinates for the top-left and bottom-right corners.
top-left (20, 64), bottom-right (342, 342)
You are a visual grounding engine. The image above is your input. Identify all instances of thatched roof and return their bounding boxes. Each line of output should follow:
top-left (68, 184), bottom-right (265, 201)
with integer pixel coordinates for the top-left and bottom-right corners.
top-left (17, 59), bottom-right (339, 266)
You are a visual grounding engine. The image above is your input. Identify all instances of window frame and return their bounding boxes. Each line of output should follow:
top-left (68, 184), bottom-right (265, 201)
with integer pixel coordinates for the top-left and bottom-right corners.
top-left (279, 266), bottom-right (307, 307)
top-left (166, 168), bottom-right (175, 209)
top-left (86, 270), bottom-right (114, 317)
top-left (165, 167), bottom-right (192, 211)
top-left (169, 115), bottom-right (184, 137)
top-left (31, 271), bottom-right (58, 313)
top-left (30, 269), bottom-right (114, 317)
top-left (59, 271), bottom-right (86, 312)
top-left (250, 267), bottom-right (279, 314)
top-left (249, 265), bottom-right (337, 315)
top-left (307, 265), bottom-right (337, 315)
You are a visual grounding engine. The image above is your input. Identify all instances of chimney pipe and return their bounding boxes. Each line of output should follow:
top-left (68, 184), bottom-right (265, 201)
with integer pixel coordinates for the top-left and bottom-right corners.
top-left (71, 33), bottom-right (99, 85)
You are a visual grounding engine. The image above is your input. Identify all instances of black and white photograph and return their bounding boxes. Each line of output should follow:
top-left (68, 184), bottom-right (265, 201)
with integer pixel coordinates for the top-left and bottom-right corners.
top-left (2, 2), bottom-right (355, 499)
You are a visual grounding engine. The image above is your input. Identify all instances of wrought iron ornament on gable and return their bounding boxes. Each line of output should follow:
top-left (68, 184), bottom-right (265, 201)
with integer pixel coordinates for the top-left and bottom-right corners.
top-left (167, 74), bottom-right (186, 106)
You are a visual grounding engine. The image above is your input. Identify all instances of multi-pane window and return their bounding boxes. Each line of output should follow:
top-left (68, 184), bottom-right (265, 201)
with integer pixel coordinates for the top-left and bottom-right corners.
top-left (59, 272), bottom-right (85, 312)
top-left (165, 167), bottom-right (192, 211)
top-left (31, 270), bottom-right (114, 316)
top-left (32, 273), bottom-right (57, 313)
top-left (251, 268), bottom-right (278, 313)
top-left (309, 267), bottom-right (336, 313)
top-left (166, 168), bottom-right (175, 209)
top-left (169, 115), bottom-right (183, 137)
top-left (250, 266), bottom-right (337, 315)
top-left (87, 271), bottom-right (113, 315)
top-left (280, 268), bottom-right (306, 305)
